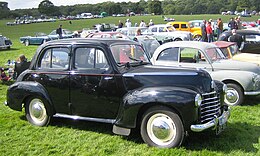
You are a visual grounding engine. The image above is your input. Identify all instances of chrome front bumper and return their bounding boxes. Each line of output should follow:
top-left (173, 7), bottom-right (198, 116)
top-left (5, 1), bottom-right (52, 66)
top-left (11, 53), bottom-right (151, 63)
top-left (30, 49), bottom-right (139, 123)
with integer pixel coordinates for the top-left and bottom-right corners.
top-left (190, 107), bottom-right (230, 132)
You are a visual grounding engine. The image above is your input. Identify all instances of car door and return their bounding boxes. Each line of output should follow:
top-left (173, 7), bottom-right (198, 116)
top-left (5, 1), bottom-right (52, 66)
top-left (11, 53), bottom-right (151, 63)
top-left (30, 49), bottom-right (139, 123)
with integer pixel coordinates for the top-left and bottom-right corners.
top-left (32, 46), bottom-right (71, 114)
top-left (69, 46), bottom-right (120, 119)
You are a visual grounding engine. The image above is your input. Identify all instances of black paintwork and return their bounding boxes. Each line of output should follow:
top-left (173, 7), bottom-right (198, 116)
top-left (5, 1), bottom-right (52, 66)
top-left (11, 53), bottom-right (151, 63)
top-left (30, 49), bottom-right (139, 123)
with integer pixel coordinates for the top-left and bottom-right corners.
top-left (6, 38), bottom-right (223, 131)
top-left (218, 30), bottom-right (260, 54)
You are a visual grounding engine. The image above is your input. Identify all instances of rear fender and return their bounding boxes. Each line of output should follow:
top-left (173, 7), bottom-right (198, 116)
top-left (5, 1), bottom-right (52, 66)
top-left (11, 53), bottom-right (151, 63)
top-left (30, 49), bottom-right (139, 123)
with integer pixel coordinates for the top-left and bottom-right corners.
top-left (7, 81), bottom-right (54, 115)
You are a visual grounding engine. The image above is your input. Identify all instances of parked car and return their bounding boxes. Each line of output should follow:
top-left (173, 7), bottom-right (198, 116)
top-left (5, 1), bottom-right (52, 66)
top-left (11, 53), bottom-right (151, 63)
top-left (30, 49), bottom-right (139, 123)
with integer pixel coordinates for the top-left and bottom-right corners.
top-left (0, 35), bottom-right (12, 49)
top-left (218, 29), bottom-right (260, 54)
top-left (151, 41), bottom-right (260, 106)
top-left (5, 38), bottom-right (229, 148)
top-left (213, 41), bottom-right (260, 65)
top-left (148, 24), bottom-right (193, 42)
top-left (167, 21), bottom-right (202, 41)
top-left (20, 29), bottom-right (74, 46)
top-left (116, 27), bottom-right (176, 44)
top-left (20, 32), bottom-right (52, 46)
top-left (85, 32), bottom-right (130, 40)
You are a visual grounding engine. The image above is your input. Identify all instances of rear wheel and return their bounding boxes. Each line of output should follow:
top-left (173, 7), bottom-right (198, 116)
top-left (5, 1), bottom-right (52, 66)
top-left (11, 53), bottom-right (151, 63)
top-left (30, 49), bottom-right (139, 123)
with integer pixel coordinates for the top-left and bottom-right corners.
top-left (140, 106), bottom-right (184, 148)
top-left (25, 97), bottom-right (51, 126)
top-left (224, 83), bottom-right (244, 106)
top-left (193, 35), bottom-right (202, 41)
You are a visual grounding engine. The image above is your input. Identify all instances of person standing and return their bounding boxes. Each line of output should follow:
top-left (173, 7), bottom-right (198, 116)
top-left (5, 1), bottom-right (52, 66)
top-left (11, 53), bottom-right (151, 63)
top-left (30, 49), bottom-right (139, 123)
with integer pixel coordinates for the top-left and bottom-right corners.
top-left (125, 19), bottom-right (132, 28)
top-left (228, 17), bottom-right (238, 30)
top-left (139, 20), bottom-right (146, 27)
top-left (56, 24), bottom-right (63, 39)
top-left (216, 18), bottom-right (223, 39)
top-left (148, 19), bottom-right (154, 26)
top-left (236, 16), bottom-right (242, 29)
top-left (206, 22), bottom-right (214, 42)
top-left (118, 20), bottom-right (123, 28)
top-left (201, 20), bottom-right (207, 42)
top-left (228, 29), bottom-right (244, 51)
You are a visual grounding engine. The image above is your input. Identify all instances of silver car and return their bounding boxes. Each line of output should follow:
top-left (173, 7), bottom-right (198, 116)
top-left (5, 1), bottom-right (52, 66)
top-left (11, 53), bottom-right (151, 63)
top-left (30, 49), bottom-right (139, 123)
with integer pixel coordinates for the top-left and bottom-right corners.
top-left (0, 35), bottom-right (12, 50)
top-left (151, 41), bottom-right (260, 106)
top-left (148, 24), bottom-right (193, 42)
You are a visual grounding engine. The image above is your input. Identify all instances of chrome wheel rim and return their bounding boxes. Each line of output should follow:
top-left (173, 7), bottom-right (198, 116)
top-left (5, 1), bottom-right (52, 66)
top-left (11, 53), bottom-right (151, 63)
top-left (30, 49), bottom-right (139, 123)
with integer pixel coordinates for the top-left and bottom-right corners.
top-left (29, 99), bottom-right (47, 124)
top-left (225, 88), bottom-right (239, 106)
top-left (147, 113), bottom-right (176, 146)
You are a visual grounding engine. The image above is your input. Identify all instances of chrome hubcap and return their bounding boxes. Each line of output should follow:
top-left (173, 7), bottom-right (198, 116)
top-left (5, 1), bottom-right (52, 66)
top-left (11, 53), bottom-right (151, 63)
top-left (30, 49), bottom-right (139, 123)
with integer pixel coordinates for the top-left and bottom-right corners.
top-left (147, 113), bottom-right (176, 146)
top-left (225, 88), bottom-right (239, 105)
top-left (29, 99), bottom-right (47, 124)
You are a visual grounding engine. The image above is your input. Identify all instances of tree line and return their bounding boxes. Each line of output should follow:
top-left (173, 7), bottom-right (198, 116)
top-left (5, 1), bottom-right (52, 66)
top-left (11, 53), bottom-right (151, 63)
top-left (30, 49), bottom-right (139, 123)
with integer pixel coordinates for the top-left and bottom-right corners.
top-left (1, 0), bottom-right (260, 19)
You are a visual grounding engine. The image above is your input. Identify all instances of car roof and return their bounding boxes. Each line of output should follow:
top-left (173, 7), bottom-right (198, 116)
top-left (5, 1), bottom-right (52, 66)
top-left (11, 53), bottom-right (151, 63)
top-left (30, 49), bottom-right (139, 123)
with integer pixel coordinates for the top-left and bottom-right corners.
top-left (223, 29), bottom-right (260, 35)
top-left (154, 41), bottom-right (217, 55)
top-left (212, 41), bottom-right (236, 48)
top-left (40, 38), bottom-right (139, 47)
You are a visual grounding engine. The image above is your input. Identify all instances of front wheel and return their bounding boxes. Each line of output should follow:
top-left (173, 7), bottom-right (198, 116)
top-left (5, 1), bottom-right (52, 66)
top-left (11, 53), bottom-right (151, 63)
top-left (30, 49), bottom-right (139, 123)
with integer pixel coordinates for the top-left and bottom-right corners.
top-left (140, 106), bottom-right (184, 148)
top-left (224, 83), bottom-right (244, 106)
top-left (25, 97), bottom-right (51, 126)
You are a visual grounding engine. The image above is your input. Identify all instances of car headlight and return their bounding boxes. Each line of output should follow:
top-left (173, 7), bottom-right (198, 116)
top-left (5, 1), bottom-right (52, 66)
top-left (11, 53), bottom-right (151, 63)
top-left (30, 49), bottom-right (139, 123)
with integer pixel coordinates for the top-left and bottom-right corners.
top-left (195, 94), bottom-right (202, 107)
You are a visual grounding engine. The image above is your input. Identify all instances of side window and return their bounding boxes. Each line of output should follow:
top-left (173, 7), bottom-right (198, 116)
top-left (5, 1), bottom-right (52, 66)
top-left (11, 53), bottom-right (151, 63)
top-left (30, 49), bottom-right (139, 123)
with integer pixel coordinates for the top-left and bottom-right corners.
top-left (159, 27), bottom-right (164, 32)
top-left (39, 48), bottom-right (69, 69)
top-left (180, 48), bottom-right (199, 63)
top-left (181, 24), bottom-right (188, 28)
top-left (157, 48), bottom-right (179, 61)
top-left (75, 47), bottom-right (108, 69)
top-left (151, 27), bottom-right (157, 32)
top-left (245, 34), bottom-right (260, 42)
top-left (173, 24), bottom-right (179, 29)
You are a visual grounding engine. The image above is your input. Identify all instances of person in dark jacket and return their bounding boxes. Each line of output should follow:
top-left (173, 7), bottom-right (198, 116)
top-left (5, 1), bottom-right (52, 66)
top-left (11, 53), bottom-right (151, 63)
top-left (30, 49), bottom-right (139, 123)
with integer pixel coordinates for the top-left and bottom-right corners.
top-left (14, 54), bottom-right (30, 79)
top-left (228, 17), bottom-right (238, 30)
top-left (228, 29), bottom-right (244, 50)
top-left (56, 24), bottom-right (63, 39)
top-left (201, 20), bottom-right (207, 42)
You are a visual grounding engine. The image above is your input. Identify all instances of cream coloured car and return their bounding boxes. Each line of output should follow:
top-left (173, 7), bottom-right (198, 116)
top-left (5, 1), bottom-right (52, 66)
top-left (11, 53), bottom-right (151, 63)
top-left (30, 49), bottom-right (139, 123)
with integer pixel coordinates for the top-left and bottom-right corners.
top-left (213, 41), bottom-right (260, 65)
top-left (151, 41), bottom-right (260, 106)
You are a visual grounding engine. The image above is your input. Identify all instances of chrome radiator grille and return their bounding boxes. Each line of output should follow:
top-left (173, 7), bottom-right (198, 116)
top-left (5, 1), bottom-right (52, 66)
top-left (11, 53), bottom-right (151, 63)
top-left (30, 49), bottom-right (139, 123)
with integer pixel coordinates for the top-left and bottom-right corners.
top-left (200, 91), bottom-right (221, 124)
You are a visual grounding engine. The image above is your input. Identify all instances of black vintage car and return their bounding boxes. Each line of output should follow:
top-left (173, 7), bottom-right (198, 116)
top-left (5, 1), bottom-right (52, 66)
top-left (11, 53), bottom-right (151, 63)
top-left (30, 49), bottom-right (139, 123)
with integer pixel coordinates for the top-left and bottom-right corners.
top-left (218, 29), bottom-right (260, 54)
top-left (5, 38), bottom-right (230, 148)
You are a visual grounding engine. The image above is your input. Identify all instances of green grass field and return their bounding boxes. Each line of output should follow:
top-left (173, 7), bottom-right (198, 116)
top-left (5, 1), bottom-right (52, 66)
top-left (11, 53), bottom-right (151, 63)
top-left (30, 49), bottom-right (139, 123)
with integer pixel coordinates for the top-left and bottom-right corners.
top-left (0, 15), bottom-right (260, 155)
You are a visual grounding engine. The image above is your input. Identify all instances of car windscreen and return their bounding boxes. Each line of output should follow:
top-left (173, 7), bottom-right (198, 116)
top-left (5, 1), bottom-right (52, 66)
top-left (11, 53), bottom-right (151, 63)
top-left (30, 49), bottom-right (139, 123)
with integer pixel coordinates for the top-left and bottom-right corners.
top-left (110, 44), bottom-right (150, 65)
top-left (205, 47), bottom-right (226, 62)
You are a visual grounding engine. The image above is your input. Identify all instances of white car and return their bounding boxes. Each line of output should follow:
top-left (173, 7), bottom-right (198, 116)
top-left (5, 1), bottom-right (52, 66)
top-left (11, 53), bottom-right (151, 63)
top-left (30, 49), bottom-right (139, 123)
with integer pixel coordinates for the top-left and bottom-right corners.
top-left (148, 24), bottom-right (193, 42)
top-left (151, 41), bottom-right (260, 106)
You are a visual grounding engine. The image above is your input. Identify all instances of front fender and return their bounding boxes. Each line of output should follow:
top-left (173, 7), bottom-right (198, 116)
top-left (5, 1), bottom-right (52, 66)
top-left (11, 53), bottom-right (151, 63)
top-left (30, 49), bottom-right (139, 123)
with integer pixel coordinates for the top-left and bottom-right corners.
top-left (211, 70), bottom-right (256, 91)
top-left (115, 86), bottom-right (199, 130)
top-left (6, 81), bottom-right (54, 115)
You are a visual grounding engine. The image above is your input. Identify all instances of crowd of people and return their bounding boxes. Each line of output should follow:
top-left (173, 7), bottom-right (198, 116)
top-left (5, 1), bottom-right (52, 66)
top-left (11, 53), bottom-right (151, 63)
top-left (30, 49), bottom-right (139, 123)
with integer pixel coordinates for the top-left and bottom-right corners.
top-left (118, 18), bottom-right (155, 29)
top-left (200, 16), bottom-right (243, 49)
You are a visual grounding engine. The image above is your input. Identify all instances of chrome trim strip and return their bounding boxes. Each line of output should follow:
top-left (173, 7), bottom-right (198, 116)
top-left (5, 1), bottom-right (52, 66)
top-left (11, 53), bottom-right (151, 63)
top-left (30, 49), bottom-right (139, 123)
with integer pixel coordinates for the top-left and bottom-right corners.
top-left (123, 72), bottom-right (198, 77)
top-left (244, 90), bottom-right (260, 96)
top-left (53, 113), bottom-right (116, 124)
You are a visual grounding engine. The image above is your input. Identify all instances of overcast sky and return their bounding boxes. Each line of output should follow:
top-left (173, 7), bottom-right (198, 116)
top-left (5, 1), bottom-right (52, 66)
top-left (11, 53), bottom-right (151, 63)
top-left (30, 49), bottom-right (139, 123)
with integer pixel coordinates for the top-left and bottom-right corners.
top-left (5, 0), bottom-right (139, 10)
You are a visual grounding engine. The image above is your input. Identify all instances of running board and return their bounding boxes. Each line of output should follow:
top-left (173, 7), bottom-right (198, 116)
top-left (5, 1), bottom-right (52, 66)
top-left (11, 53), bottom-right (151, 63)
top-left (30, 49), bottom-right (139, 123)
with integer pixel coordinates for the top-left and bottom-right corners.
top-left (53, 113), bottom-right (116, 124)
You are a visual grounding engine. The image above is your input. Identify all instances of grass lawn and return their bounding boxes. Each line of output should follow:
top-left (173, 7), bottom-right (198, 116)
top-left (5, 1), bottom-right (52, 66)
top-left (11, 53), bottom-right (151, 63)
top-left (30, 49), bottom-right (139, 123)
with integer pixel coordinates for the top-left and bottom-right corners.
top-left (0, 15), bottom-right (260, 155)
